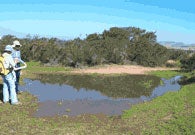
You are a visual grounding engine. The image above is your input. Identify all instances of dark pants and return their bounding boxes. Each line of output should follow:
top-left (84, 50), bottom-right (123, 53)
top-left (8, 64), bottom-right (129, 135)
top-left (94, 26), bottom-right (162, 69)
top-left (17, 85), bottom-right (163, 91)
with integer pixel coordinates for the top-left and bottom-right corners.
top-left (15, 63), bottom-right (21, 93)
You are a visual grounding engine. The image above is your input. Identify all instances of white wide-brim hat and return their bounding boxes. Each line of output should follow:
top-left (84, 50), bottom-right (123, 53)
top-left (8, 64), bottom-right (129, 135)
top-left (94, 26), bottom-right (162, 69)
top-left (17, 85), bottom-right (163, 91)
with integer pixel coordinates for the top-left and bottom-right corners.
top-left (12, 40), bottom-right (22, 47)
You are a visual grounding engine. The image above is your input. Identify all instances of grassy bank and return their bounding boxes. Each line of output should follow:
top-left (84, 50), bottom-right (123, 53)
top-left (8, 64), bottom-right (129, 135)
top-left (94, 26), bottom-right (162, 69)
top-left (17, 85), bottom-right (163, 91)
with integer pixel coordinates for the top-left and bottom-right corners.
top-left (0, 63), bottom-right (194, 134)
top-left (122, 79), bottom-right (194, 134)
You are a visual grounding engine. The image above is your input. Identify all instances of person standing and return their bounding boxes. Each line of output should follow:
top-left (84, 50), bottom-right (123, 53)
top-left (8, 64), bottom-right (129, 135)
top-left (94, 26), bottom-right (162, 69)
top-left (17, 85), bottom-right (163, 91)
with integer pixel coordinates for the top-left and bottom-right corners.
top-left (11, 40), bottom-right (24, 94)
top-left (1, 45), bottom-right (20, 105)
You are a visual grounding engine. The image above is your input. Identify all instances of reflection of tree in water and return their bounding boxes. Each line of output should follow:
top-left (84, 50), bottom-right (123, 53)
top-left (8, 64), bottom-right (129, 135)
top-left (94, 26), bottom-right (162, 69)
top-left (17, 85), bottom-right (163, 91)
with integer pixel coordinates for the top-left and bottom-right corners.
top-left (36, 74), bottom-right (161, 98)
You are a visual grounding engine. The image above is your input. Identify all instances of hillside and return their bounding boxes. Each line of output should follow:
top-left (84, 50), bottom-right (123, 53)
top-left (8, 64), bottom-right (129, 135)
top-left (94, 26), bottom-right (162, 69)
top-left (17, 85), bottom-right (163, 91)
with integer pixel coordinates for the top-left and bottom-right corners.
top-left (159, 41), bottom-right (195, 50)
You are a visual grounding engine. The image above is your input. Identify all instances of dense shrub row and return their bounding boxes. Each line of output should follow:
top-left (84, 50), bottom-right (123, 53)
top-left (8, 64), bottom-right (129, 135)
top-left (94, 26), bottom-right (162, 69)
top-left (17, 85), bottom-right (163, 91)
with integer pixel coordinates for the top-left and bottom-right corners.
top-left (0, 27), bottom-right (192, 68)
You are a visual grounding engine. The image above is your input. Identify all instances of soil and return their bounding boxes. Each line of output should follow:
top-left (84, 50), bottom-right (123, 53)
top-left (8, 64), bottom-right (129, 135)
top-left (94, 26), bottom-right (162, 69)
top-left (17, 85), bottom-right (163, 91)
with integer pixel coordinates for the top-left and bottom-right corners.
top-left (71, 65), bottom-right (176, 74)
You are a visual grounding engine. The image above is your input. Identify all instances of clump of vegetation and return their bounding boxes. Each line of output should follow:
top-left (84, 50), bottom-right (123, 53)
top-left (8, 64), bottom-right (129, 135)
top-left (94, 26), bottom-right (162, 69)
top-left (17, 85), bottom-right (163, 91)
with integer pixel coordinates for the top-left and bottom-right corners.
top-left (180, 53), bottom-right (195, 71)
top-left (140, 80), bottom-right (153, 89)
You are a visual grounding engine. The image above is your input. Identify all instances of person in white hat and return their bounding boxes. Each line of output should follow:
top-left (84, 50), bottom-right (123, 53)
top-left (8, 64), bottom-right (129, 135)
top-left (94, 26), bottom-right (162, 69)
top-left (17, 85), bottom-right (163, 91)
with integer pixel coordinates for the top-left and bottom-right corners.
top-left (12, 40), bottom-right (24, 94)
top-left (1, 45), bottom-right (20, 105)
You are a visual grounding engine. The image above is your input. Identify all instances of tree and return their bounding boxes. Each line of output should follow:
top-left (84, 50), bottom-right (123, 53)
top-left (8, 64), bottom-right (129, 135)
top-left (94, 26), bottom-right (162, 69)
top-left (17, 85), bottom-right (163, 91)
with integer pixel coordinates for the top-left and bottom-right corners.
top-left (0, 35), bottom-right (17, 53)
top-left (1, 26), bottom-right (172, 68)
top-left (180, 53), bottom-right (195, 71)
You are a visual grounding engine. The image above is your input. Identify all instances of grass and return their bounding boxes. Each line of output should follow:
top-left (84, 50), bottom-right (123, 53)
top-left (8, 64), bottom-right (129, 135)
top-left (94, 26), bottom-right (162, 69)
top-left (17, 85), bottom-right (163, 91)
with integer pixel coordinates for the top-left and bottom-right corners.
top-left (123, 70), bottom-right (195, 134)
top-left (122, 83), bottom-right (195, 134)
top-left (148, 70), bottom-right (181, 79)
top-left (140, 79), bottom-right (153, 89)
top-left (26, 61), bottom-right (73, 73)
top-left (149, 69), bottom-right (195, 79)
top-left (0, 63), bottom-right (194, 134)
top-left (20, 61), bottom-right (73, 80)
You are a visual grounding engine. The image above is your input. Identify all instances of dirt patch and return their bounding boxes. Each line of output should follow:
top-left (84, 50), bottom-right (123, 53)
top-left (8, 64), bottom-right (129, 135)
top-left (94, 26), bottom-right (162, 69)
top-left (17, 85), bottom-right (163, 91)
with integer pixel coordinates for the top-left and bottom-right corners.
top-left (71, 65), bottom-right (176, 74)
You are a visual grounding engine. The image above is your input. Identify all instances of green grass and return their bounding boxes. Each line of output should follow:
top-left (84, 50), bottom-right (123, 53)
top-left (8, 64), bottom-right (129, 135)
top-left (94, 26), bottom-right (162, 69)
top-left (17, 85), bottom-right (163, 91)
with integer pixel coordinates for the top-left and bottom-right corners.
top-left (26, 61), bottom-right (73, 73)
top-left (148, 70), bottom-right (181, 79)
top-left (139, 79), bottom-right (153, 89)
top-left (149, 69), bottom-right (195, 79)
top-left (122, 71), bottom-right (195, 135)
top-left (0, 92), bottom-right (104, 134)
top-left (21, 61), bottom-right (73, 80)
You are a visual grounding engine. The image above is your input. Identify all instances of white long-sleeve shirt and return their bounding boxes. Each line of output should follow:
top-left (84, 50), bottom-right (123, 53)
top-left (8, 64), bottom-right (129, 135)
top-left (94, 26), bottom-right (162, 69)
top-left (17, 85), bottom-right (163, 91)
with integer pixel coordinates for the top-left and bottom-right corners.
top-left (2, 53), bottom-right (16, 69)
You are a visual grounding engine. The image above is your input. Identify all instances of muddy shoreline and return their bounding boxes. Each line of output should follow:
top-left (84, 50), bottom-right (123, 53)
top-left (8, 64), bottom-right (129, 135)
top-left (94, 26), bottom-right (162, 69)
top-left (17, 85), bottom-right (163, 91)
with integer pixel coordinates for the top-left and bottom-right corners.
top-left (71, 65), bottom-right (177, 75)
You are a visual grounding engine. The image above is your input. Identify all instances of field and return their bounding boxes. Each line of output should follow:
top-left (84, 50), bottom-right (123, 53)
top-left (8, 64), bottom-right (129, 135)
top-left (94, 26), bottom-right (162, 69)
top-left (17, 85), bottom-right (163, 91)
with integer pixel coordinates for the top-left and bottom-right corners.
top-left (0, 62), bottom-right (194, 134)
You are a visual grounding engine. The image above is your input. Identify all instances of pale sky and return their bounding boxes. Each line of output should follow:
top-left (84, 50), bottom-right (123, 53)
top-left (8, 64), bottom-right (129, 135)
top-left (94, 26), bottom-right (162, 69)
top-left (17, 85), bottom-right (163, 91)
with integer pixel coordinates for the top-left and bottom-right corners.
top-left (0, 0), bottom-right (195, 44)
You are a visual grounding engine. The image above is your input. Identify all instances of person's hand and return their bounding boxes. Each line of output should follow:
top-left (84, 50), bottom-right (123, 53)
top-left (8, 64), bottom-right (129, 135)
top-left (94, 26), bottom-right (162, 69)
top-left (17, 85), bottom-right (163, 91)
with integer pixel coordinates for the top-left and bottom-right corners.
top-left (14, 58), bottom-right (19, 63)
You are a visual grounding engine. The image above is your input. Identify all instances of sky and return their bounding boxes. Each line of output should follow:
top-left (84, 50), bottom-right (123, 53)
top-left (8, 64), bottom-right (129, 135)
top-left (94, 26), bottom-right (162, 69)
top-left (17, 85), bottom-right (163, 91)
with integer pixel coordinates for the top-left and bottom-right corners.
top-left (0, 0), bottom-right (195, 44)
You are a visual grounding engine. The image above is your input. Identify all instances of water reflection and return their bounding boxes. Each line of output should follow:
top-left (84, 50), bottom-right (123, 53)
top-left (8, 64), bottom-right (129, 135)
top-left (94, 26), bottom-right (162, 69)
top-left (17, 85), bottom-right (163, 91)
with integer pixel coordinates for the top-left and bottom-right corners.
top-left (19, 74), bottom-right (181, 117)
top-left (33, 74), bottom-right (161, 98)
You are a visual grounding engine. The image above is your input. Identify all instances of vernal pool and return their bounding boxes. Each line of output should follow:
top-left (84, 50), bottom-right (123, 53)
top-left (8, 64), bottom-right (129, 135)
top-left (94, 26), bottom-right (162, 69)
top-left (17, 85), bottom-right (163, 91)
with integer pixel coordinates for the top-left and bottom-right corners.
top-left (19, 74), bottom-right (181, 117)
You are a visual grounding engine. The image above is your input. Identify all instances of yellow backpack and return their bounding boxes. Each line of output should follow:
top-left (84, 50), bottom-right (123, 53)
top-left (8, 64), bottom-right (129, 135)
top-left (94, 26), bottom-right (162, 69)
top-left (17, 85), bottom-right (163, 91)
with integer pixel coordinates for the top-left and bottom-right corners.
top-left (0, 55), bottom-right (10, 75)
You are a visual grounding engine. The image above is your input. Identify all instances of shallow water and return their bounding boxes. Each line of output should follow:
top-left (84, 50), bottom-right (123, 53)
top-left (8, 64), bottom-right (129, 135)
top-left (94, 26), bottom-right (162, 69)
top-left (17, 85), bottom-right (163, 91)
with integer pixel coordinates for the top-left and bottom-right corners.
top-left (19, 74), bottom-right (181, 117)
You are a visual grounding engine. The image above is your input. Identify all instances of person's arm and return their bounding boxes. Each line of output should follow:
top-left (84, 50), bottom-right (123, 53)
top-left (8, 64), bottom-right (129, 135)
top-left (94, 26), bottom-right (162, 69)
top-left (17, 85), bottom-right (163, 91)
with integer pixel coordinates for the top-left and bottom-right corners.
top-left (14, 58), bottom-right (27, 70)
top-left (12, 50), bottom-right (27, 70)
top-left (17, 58), bottom-right (25, 64)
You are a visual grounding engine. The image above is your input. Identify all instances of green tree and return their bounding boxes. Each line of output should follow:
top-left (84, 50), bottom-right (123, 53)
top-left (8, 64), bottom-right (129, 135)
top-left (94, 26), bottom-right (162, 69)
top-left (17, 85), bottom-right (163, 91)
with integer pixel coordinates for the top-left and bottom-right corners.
top-left (180, 53), bottom-right (195, 71)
